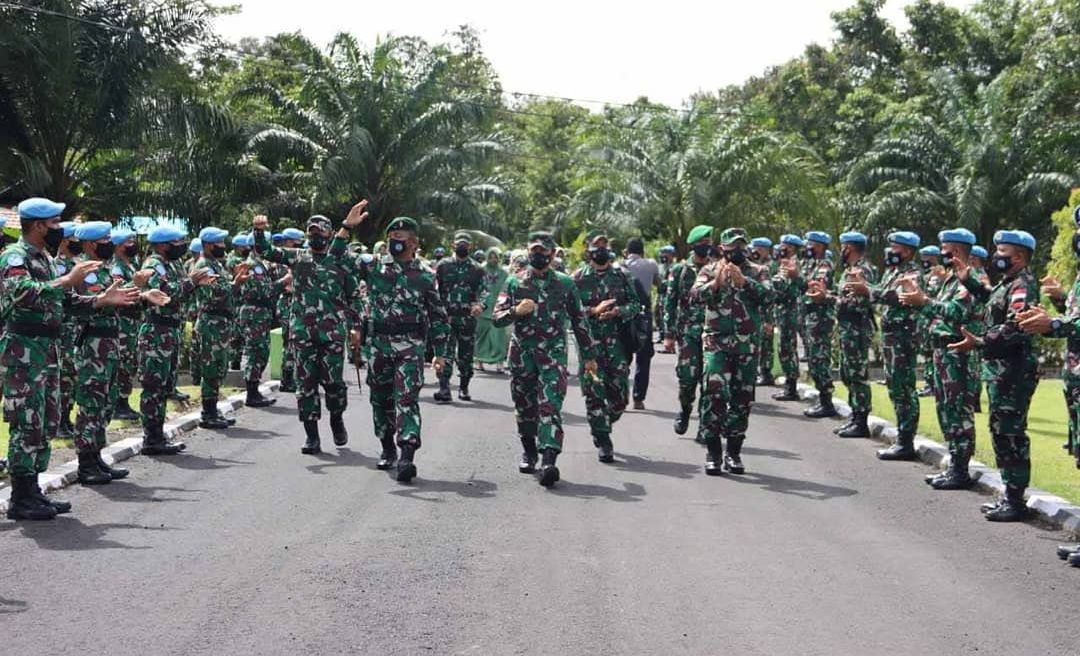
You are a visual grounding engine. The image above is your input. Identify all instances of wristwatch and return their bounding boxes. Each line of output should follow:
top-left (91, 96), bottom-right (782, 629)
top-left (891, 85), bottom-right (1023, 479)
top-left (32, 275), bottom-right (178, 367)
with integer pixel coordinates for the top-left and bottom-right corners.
top-left (1051, 318), bottom-right (1063, 335)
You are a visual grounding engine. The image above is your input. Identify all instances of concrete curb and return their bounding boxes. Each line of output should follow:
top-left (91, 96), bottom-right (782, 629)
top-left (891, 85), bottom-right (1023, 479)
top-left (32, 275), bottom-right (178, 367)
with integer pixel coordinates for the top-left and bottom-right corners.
top-left (786, 378), bottom-right (1080, 537)
top-left (0, 381), bottom-right (282, 516)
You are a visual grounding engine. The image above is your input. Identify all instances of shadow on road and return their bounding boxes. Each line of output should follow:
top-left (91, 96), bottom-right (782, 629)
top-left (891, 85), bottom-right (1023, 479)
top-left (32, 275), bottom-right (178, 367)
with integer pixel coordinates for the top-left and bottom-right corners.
top-left (741, 446), bottom-right (802, 461)
top-left (150, 454), bottom-right (255, 471)
top-left (612, 453), bottom-right (699, 479)
top-left (723, 471), bottom-right (857, 501)
top-left (0, 517), bottom-right (172, 551)
top-left (0, 597), bottom-right (28, 614)
top-left (255, 405), bottom-right (296, 417)
top-left (547, 480), bottom-right (646, 503)
top-left (388, 477), bottom-right (497, 502)
top-left (216, 426), bottom-right (283, 440)
top-left (87, 480), bottom-right (203, 504)
top-left (455, 398), bottom-right (516, 414)
top-left (305, 447), bottom-right (378, 474)
top-left (750, 403), bottom-right (817, 422)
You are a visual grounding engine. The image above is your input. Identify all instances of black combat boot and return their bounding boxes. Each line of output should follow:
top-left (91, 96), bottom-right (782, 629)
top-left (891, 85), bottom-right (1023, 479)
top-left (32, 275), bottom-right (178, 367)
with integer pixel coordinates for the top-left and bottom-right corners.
top-left (832, 418), bottom-right (853, 435)
top-left (518, 434), bottom-right (538, 473)
top-left (929, 452), bottom-right (973, 490)
top-left (141, 423), bottom-right (185, 455)
top-left (538, 448), bottom-right (560, 487)
top-left (1056, 544), bottom-right (1080, 560)
top-left (279, 371), bottom-right (296, 393)
top-left (96, 449), bottom-right (129, 481)
top-left (595, 433), bottom-right (615, 464)
top-left (771, 378), bottom-right (799, 401)
top-left (301, 420), bottom-right (321, 455)
top-left (330, 412), bottom-right (348, 446)
top-left (210, 400), bottom-right (236, 426)
top-left (458, 377), bottom-right (472, 401)
top-left (755, 372), bottom-right (775, 387)
top-left (803, 392), bottom-right (837, 418)
top-left (377, 435), bottom-right (397, 470)
top-left (723, 435), bottom-right (746, 474)
top-left (5, 476), bottom-right (57, 521)
top-left (200, 398), bottom-right (229, 429)
top-left (433, 377), bottom-right (452, 404)
top-left (1069, 552), bottom-right (1080, 568)
top-left (167, 389), bottom-right (191, 403)
top-left (77, 451), bottom-right (112, 486)
top-left (57, 414), bottom-right (75, 439)
top-left (30, 473), bottom-right (71, 514)
top-left (113, 397), bottom-right (140, 421)
top-left (704, 441), bottom-right (723, 476)
top-left (230, 357), bottom-right (242, 371)
top-left (244, 381), bottom-right (276, 408)
top-left (837, 412), bottom-right (870, 438)
top-left (985, 486), bottom-right (1027, 522)
top-left (877, 431), bottom-right (917, 461)
top-left (396, 444), bottom-right (417, 482)
top-left (673, 404), bottom-right (691, 435)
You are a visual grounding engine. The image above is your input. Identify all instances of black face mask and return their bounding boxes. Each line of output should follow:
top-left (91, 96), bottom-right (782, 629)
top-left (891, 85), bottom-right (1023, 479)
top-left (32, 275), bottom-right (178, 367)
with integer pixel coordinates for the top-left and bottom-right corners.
top-left (941, 253), bottom-right (954, 268)
top-left (165, 243), bottom-right (187, 261)
top-left (454, 245), bottom-right (470, 258)
top-left (884, 251), bottom-right (903, 267)
top-left (692, 243), bottom-right (712, 259)
top-left (43, 227), bottom-right (65, 255)
top-left (726, 248), bottom-right (747, 266)
top-left (123, 244), bottom-right (139, 258)
top-left (389, 238), bottom-right (408, 257)
top-left (207, 245), bottom-right (225, 259)
top-left (67, 240), bottom-right (83, 256)
top-left (749, 250), bottom-right (761, 262)
top-left (991, 253), bottom-right (1012, 273)
top-left (921, 260), bottom-right (933, 272)
top-left (529, 252), bottom-right (551, 270)
top-left (94, 242), bottom-right (115, 260)
top-left (307, 234), bottom-right (328, 251)
top-left (805, 246), bottom-right (816, 259)
top-left (658, 255), bottom-right (668, 264)
top-left (1072, 233), bottom-right (1080, 259)
top-left (589, 248), bottom-right (611, 265)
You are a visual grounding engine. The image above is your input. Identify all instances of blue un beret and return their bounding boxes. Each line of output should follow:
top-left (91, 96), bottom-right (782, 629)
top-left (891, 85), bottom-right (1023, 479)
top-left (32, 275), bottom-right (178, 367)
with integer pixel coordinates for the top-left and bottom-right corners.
top-left (888, 231), bottom-right (921, 248)
top-left (147, 225), bottom-right (187, 244)
top-left (271, 233), bottom-right (285, 243)
top-left (971, 245), bottom-right (988, 259)
top-left (780, 234), bottom-right (805, 247)
top-left (17, 197), bottom-right (66, 220)
top-left (111, 228), bottom-right (136, 245)
top-left (59, 221), bottom-right (76, 239)
top-left (839, 231), bottom-right (866, 245)
top-left (938, 228), bottom-right (976, 246)
top-left (189, 239), bottom-right (202, 254)
top-left (993, 229), bottom-right (1036, 251)
top-left (232, 233), bottom-right (253, 248)
top-left (73, 221), bottom-right (112, 242)
top-left (805, 231), bottom-right (831, 245)
top-left (282, 228), bottom-right (305, 242)
top-left (750, 237), bottom-right (773, 248)
top-left (919, 245), bottom-right (941, 257)
top-left (198, 227), bottom-right (229, 244)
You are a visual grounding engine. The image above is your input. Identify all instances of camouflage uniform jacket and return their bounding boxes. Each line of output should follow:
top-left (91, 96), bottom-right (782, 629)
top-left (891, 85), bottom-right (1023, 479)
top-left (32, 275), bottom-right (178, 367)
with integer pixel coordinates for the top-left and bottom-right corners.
top-left (435, 257), bottom-right (489, 319)
top-left (794, 256), bottom-right (836, 314)
top-left (0, 239), bottom-right (98, 332)
top-left (365, 255), bottom-right (450, 357)
top-left (836, 257), bottom-right (877, 326)
top-left (193, 256), bottom-right (239, 326)
top-left (1049, 277), bottom-right (1080, 384)
top-left (690, 260), bottom-right (771, 354)
top-left (920, 273), bottom-right (973, 341)
top-left (140, 252), bottom-right (197, 325)
top-left (238, 254), bottom-right (286, 321)
top-left (868, 260), bottom-right (924, 328)
top-left (571, 264), bottom-right (643, 342)
top-left (492, 267), bottom-right (595, 360)
top-left (976, 267), bottom-right (1039, 377)
top-left (110, 256), bottom-right (143, 324)
top-left (663, 260), bottom-right (707, 340)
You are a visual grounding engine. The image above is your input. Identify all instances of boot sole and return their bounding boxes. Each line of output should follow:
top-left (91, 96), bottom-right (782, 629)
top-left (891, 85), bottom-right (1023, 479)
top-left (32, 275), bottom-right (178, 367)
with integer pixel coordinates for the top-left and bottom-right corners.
top-left (333, 436), bottom-right (349, 447)
top-left (705, 465), bottom-right (723, 476)
top-left (1056, 546), bottom-right (1080, 560)
top-left (141, 447), bottom-right (183, 456)
top-left (245, 401), bottom-right (276, 408)
top-left (673, 425), bottom-right (689, 435)
top-left (518, 464), bottom-right (536, 473)
top-left (396, 463), bottom-right (418, 483)
top-left (724, 464), bottom-right (746, 474)
top-left (78, 477), bottom-right (112, 486)
top-left (377, 461), bottom-right (396, 471)
top-left (539, 467), bottom-right (560, 487)
top-left (876, 452), bottom-right (917, 461)
top-left (6, 510), bottom-right (57, 521)
top-left (301, 447), bottom-right (321, 455)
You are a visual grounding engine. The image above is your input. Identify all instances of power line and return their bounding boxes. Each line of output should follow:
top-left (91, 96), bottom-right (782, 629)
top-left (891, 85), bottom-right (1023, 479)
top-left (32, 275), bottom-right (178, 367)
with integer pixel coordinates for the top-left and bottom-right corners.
top-left (0, 1), bottom-right (135, 34)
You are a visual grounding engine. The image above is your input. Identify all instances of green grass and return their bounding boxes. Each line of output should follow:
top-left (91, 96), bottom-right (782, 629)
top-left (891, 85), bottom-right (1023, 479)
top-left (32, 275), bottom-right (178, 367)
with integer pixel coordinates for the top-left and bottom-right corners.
top-left (832, 379), bottom-right (1080, 506)
top-left (0, 385), bottom-right (241, 458)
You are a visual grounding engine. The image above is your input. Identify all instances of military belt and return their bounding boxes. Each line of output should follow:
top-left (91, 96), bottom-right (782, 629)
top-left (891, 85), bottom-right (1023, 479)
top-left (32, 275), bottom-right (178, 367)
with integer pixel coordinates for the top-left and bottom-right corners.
top-left (447, 308), bottom-right (475, 317)
top-left (242, 300), bottom-right (275, 309)
top-left (80, 326), bottom-right (119, 339)
top-left (200, 309), bottom-right (234, 319)
top-left (373, 321), bottom-right (424, 335)
top-left (149, 315), bottom-right (181, 328)
top-left (5, 322), bottom-right (60, 338)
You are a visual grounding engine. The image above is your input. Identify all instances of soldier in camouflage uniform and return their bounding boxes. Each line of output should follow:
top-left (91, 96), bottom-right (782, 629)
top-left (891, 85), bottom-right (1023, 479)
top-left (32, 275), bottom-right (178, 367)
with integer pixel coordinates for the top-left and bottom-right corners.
top-left (253, 209), bottom-right (365, 458)
top-left (185, 238), bottom-right (203, 387)
top-left (2, 199), bottom-right (139, 520)
top-left (749, 237), bottom-right (776, 386)
top-left (691, 228), bottom-right (772, 475)
top-left (351, 213), bottom-right (450, 482)
top-left (918, 245), bottom-right (943, 397)
top-left (226, 237), bottom-right (250, 371)
top-left (967, 245), bottom-right (991, 412)
top-left (949, 230), bottom-right (1040, 522)
top-left (846, 231), bottom-right (924, 460)
top-left (783, 231), bottom-right (837, 418)
top-left (433, 231), bottom-right (487, 403)
top-left (771, 234), bottom-right (805, 401)
top-left (900, 229), bottom-right (978, 489)
top-left (138, 225), bottom-right (213, 456)
top-left (493, 230), bottom-right (597, 487)
top-left (833, 232), bottom-right (877, 438)
top-left (655, 245), bottom-right (677, 344)
top-left (54, 221), bottom-right (81, 439)
top-left (235, 232), bottom-right (290, 407)
top-left (275, 228), bottom-right (305, 392)
top-left (572, 234), bottom-right (642, 462)
top-left (663, 225), bottom-right (714, 441)
top-left (110, 228), bottom-right (143, 421)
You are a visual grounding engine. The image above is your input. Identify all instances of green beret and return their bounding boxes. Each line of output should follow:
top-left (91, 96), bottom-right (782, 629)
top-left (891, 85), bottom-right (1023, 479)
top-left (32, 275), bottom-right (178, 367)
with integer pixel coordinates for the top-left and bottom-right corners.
top-left (719, 227), bottom-right (747, 246)
top-left (687, 224), bottom-right (713, 245)
top-left (386, 216), bottom-right (419, 234)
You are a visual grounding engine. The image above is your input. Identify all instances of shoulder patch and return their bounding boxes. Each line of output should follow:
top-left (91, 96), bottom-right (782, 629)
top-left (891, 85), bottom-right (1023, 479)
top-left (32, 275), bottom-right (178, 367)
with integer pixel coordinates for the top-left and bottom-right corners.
top-left (111, 265), bottom-right (124, 277)
top-left (85, 272), bottom-right (98, 285)
top-left (7, 254), bottom-right (25, 268)
top-left (155, 263), bottom-right (167, 276)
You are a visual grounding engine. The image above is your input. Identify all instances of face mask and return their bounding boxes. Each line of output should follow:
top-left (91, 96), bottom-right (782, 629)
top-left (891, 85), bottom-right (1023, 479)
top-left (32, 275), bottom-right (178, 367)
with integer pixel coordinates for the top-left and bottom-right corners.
top-left (454, 245), bottom-right (470, 258)
top-left (589, 248), bottom-right (611, 265)
top-left (921, 260), bottom-right (933, 272)
top-left (805, 246), bottom-right (816, 259)
top-left (389, 238), bottom-right (408, 256)
top-left (749, 250), bottom-right (761, 262)
top-left (692, 243), bottom-right (712, 259)
top-left (165, 243), bottom-right (187, 261)
top-left (726, 248), bottom-right (747, 266)
top-left (1072, 233), bottom-right (1080, 259)
top-left (658, 255), bottom-right (668, 264)
top-left (840, 247), bottom-right (852, 262)
top-left (43, 227), bottom-right (65, 255)
top-left (307, 234), bottom-right (328, 251)
top-left (941, 253), bottom-right (954, 268)
top-left (991, 253), bottom-right (1012, 273)
top-left (94, 241), bottom-right (115, 260)
top-left (529, 252), bottom-right (551, 270)
top-left (884, 251), bottom-right (902, 267)
top-left (67, 240), bottom-right (83, 256)
top-left (124, 244), bottom-right (139, 258)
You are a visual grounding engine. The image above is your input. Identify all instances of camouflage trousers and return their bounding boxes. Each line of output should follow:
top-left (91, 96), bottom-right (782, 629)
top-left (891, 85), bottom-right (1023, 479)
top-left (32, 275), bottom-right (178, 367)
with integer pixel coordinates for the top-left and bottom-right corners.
top-left (580, 338), bottom-right (629, 439)
top-left (757, 322), bottom-right (774, 378)
top-left (918, 328), bottom-right (936, 391)
top-left (882, 327), bottom-right (919, 435)
top-left (281, 322), bottom-right (296, 387)
top-left (230, 322), bottom-right (243, 366)
top-left (932, 346), bottom-right (975, 461)
top-left (196, 316), bottom-right (233, 400)
top-left (241, 310), bottom-right (273, 383)
top-left (967, 350), bottom-right (983, 409)
top-left (2, 336), bottom-right (59, 476)
top-left (116, 316), bottom-right (140, 397)
top-left (58, 325), bottom-right (77, 422)
top-left (776, 313), bottom-right (800, 381)
top-left (803, 310), bottom-right (834, 394)
top-left (74, 336), bottom-right (120, 454)
top-left (368, 340), bottom-right (424, 448)
top-left (838, 317), bottom-right (872, 414)
top-left (509, 340), bottom-right (569, 453)
top-left (700, 345), bottom-right (756, 446)
top-left (189, 323), bottom-right (202, 383)
top-left (987, 358), bottom-right (1038, 490)
top-left (1064, 380), bottom-right (1080, 465)
top-left (441, 315), bottom-right (476, 385)
top-left (295, 327), bottom-right (347, 422)
top-left (138, 323), bottom-right (181, 428)
top-left (676, 332), bottom-right (703, 408)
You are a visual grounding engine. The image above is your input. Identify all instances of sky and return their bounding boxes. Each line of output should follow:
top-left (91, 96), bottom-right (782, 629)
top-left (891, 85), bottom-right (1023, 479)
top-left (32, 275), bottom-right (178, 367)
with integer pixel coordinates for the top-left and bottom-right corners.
top-left (215, 0), bottom-right (971, 108)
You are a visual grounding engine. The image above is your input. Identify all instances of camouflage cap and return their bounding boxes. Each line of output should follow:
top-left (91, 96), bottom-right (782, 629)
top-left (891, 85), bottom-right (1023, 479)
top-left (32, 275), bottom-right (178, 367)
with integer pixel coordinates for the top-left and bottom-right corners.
top-left (527, 230), bottom-right (556, 250)
top-left (588, 233), bottom-right (609, 247)
top-left (386, 216), bottom-right (419, 235)
top-left (719, 227), bottom-right (747, 246)
top-left (452, 231), bottom-right (472, 245)
top-left (306, 214), bottom-right (332, 232)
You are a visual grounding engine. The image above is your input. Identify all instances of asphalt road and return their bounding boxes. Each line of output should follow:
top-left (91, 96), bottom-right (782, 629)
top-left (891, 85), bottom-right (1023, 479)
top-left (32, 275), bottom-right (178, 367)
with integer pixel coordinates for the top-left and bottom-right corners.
top-left (1, 353), bottom-right (1077, 656)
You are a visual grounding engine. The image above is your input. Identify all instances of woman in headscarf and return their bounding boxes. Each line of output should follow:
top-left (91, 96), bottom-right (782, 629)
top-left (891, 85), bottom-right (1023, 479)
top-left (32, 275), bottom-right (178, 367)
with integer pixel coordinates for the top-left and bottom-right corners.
top-left (474, 247), bottom-right (511, 373)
